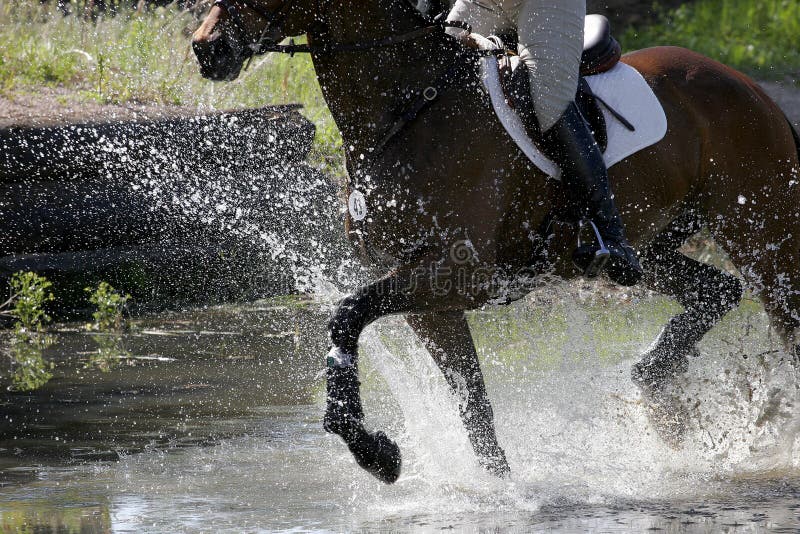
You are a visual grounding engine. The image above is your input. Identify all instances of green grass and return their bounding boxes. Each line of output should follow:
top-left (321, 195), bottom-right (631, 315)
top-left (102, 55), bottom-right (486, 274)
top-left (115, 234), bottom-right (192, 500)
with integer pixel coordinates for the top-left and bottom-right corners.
top-left (620, 0), bottom-right (800, 79)
top-left (1, 0), bottom-right (797, 172)
top-left (0, 1), bottom-right (341, 170)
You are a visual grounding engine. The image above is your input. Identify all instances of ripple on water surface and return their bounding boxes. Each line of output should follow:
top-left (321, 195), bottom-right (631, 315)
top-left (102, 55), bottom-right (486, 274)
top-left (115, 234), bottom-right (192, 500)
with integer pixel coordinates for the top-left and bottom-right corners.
top-left (1, 293), bottom-right (799, 531)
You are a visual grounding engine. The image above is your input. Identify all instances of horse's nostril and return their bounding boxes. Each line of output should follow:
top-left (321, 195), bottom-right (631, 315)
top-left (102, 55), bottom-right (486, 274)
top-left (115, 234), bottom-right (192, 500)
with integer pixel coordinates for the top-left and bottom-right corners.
top-left (193, 35), bottom-right (219, 59)
top-left (192, 36), bottom-right (239, 81)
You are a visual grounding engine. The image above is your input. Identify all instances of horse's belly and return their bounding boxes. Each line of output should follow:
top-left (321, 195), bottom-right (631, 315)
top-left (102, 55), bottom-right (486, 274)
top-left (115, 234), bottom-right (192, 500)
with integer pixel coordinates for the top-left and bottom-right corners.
top-left (347, 177), bottom-right (543, 280)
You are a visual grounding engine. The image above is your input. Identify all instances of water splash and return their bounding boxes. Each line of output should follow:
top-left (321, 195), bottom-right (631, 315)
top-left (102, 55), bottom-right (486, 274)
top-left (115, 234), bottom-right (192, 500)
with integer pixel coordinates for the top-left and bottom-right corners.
top-left (337, 288), bottom-right (800, 521)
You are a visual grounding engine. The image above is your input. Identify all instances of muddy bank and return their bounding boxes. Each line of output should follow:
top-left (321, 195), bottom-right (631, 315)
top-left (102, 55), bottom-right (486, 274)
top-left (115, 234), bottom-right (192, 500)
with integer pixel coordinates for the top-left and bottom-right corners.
top-left (0, 88), bottom-right (211, 130)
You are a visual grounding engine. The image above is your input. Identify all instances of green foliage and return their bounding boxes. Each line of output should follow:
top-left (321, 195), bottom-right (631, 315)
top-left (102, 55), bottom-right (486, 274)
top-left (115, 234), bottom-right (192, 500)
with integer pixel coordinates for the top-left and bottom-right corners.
top-left (85, 332), bottom-right (130, 372)
top-left (85, 282), bottom-right (131, 371)
top-left (86, 281), bottom-right (130, 332)
top-left (7, 271), bottom-right (55, 338)
top-left (7, 342), bottom-right (54, 392)
top-left (3, 272), bottom-right (56, 392)
top-left (0, 503), bottom-right (112, 534)
top-left (620, 0), bottom-right (800, 79)
top-left (0, 1), bottom-right (343, 171)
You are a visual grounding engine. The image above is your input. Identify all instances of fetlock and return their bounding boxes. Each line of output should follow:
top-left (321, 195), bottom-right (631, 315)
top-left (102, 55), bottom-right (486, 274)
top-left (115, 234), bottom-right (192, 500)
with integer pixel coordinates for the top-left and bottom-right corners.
top-left (478, 443), bottom-right (510, 477)
top-left (464, 399), bottom-right (511, 477)
top-left (324, 363), bottom-right (364, 439)
top-left (632, 319), bottom-right (698, 389)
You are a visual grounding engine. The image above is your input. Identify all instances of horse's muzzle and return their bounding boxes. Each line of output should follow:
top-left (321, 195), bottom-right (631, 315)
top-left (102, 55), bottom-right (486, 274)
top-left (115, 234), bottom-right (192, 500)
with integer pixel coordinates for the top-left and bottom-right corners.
top-left (192, 35), bottom-right (244, 81)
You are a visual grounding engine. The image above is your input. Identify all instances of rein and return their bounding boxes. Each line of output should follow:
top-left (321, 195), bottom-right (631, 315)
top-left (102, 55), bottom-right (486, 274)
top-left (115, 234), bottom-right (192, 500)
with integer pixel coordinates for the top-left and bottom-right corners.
top-left (255, 24), bottom-right (450, 56)
top-left (213, 0), bottom-right (474, 58)
top-left (212, 0), bottom-right (505, 165)
top-left (211, 0), bottom-right (490, 157)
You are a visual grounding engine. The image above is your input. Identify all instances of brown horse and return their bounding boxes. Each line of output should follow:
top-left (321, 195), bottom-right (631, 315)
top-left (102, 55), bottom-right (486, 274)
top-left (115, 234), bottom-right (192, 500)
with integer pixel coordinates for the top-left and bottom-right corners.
top-left (192, 0), bottom-right (800, 483)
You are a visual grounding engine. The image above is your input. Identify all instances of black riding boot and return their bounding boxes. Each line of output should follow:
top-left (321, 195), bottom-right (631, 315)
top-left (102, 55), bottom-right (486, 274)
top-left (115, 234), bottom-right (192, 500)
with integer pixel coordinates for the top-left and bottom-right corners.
top-left (541, 102), bottom-right (643, 286)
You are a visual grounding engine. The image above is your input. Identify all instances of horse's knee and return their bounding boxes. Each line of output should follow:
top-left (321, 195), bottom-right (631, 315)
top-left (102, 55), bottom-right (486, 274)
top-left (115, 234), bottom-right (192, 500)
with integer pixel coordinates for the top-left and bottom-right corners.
top-left (328, 295), bottom-right (370, 354)
top-left (328, 284), bottom-right (413, 352)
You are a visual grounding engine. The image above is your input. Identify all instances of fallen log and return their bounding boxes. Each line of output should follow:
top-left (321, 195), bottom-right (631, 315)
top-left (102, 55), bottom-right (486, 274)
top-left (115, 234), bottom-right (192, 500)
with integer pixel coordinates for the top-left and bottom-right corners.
top-left (0, 105), bottom-right (347, 313)
top-left (1, 105), bottom-right (313, 183)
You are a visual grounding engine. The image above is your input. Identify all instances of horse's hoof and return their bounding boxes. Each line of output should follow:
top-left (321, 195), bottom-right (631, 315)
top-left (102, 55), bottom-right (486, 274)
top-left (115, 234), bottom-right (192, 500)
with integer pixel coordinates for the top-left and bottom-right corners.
top-left (639, 386), bottom-right (690, 449)
top-left (347, 430), bottom-right (402, 484)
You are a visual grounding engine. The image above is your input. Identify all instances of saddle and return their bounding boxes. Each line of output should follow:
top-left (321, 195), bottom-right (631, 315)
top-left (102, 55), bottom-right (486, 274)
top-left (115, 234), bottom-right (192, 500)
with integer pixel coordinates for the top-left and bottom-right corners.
top-left (488, 14), bottom-right (623, 152)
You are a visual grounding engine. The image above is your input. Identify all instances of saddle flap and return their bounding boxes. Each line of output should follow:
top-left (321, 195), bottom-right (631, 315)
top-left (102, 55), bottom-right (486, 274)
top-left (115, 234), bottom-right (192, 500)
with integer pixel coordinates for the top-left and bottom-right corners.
top-left (497, 55), bottom-right (608, 152)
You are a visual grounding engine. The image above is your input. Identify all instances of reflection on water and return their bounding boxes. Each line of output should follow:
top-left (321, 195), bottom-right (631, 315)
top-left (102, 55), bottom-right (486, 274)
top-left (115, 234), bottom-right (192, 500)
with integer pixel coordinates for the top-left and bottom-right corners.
top-left (0, 298), bottom-right (329, 470)
top-left (7, 340), bottom-right (53, 393)
top-left (1, 290), bottom-right (799, 532)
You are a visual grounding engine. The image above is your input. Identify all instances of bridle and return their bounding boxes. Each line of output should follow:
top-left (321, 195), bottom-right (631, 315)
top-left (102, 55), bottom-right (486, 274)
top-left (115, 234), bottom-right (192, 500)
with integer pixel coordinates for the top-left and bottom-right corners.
top-left (213, 0), bottom-right (295, 63)
top-left (209, 0), bottom-right (520, 267)
top-left (210, 0), bottom-right (490, 160)
top-left (212, 0), bottom-right (473, 60)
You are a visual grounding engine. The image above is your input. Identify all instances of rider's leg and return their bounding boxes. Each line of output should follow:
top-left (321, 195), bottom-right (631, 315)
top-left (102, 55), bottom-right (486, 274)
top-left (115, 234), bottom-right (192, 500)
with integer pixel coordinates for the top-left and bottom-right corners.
top-left (517, 0), bottom-right (642, 286)
top-left (540, 103), bottom-right (643, 285)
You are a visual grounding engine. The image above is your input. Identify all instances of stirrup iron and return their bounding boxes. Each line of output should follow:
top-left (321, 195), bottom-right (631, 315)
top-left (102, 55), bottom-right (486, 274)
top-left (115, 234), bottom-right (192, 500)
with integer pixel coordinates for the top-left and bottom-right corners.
top-left (577, 219), bottom-right (610, 279)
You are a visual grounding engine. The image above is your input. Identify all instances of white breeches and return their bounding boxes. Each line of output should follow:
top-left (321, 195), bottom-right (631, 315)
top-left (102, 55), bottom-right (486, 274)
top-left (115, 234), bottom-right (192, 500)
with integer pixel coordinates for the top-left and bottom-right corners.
top-left (447, 0), bottom-right (585, 131)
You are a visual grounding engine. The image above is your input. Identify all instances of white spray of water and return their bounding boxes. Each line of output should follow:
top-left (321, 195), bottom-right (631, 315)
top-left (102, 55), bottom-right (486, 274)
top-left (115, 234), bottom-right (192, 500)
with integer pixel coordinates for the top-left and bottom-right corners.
top-left (316, 286), bottom-right (800, 522)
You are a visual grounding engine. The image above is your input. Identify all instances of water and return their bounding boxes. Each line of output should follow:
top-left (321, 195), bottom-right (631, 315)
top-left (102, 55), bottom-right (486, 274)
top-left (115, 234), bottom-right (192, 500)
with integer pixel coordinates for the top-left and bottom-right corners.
top-left (1, 289), bottom-right (799, 532)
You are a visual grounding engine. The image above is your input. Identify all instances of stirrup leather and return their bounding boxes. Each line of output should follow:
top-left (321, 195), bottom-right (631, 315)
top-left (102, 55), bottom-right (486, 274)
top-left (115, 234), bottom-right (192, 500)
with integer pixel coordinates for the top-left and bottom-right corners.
top-left (577, 219), bottom-right (610, 279)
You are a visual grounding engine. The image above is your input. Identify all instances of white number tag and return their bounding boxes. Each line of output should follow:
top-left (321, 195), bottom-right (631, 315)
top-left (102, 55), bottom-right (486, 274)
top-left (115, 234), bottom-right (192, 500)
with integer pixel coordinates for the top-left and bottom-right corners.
top-left (348, 190), bottom-right (367, 221)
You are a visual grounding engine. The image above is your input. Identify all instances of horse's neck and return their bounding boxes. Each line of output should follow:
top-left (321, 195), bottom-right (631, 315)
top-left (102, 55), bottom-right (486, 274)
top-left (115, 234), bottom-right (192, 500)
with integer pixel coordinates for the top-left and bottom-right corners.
top-left (309, 0), bottom-right (446, 161)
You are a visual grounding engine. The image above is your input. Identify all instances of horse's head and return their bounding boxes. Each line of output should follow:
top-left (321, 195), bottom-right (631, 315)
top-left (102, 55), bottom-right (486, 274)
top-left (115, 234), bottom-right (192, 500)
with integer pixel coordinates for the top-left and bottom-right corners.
top-left (192, 0), bottom-right (319, 81)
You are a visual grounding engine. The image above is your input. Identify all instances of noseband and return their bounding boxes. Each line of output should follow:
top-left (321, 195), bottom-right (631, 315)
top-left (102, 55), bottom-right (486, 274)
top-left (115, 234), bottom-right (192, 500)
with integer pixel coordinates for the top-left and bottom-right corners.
top-left (213, 0), bottom-right (294, 61)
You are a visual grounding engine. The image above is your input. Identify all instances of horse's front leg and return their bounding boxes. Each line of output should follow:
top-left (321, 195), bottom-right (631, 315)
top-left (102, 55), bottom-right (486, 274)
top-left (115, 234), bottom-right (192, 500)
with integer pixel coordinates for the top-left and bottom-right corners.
top-left (407, 311), bottom-right (510, 476)
top-left (324, 271), bottom-right (445, 483)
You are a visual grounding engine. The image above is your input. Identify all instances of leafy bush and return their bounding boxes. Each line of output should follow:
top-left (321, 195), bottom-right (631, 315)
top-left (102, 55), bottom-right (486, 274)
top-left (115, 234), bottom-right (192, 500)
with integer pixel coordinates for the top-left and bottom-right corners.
top-left (8, 343), bottom-right (54, 392)
top-left (621, 0), bottom-right (800, 79)
top-left (6, 271), bottom-right (55, 339)
top-left (85, 282), bottom-right (131, 371)
top-left (86, 281), bottom-right (130, 332)
top-left (2, 272), bottom-right (56, 392)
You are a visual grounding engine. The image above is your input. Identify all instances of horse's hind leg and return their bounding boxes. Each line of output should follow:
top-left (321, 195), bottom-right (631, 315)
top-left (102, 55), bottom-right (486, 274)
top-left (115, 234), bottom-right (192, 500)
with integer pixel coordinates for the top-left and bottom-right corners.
top-left (699, 137), bottom-right (800, 358)
top-left (407, 311), bottom-right (509, 475)
top-left (708, 212), bottom-right (800, 359)
top-left (633, 212), bottom-right (743, 389)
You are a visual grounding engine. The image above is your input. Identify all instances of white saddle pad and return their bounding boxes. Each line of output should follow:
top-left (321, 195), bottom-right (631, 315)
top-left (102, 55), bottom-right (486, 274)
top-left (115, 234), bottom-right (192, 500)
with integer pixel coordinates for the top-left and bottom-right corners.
top-left (481, 57), bottom-right (668, 179)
